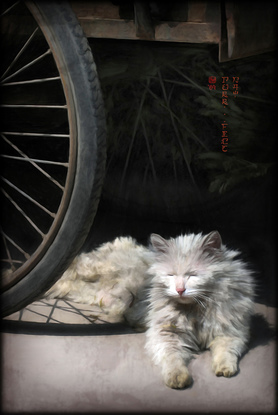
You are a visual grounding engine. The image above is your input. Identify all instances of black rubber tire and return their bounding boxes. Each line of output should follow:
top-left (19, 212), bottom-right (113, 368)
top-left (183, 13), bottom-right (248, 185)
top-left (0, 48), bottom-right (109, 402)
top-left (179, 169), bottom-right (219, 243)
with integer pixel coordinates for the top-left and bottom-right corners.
top-left (1, 1), bottom-right (106, 316)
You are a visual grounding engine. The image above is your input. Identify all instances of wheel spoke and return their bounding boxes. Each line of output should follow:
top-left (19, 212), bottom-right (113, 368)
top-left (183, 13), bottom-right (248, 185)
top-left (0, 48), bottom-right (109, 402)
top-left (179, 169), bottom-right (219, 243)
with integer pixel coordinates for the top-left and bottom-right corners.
top-left (1, 1), bottom-right (20, 17)
top-left (2, 188), bottom-right (46, 238)
top-left (140, 118), bottom-right (157, 182)
top-left (1, 155), bottom-right (69, 166)
top-left (1, 178), bottom-right (56, 218)
top-left (120, 85), bottom-right (149, 190)
top-left (1, 104), bottom-right (67, 109)
top-left (0, 27), bottom-right (39, 81)
top-left (2, 77), bottom-right (61, 86)
top-left (1, 231), bottom-right (31, 260)
top-left (2, 132), bottom-right (69, 138)
top-left (1, 49), bottom-right (52, 84)
top-left (1, 233), bottom-right (15, 271)
top-left (2, 134), bottom-right (65, 190)
top-left (2, 259), bottom-right (24, 265)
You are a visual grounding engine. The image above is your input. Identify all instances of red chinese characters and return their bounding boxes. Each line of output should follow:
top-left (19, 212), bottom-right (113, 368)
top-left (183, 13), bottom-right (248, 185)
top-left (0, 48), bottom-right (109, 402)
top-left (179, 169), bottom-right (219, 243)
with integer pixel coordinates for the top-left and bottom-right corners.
top-left (207, 75), bottom-right (239, 153)
top-left (208, 76), bottom-right (217, 90)
top-left (233, 76), bottom-right (239, 97)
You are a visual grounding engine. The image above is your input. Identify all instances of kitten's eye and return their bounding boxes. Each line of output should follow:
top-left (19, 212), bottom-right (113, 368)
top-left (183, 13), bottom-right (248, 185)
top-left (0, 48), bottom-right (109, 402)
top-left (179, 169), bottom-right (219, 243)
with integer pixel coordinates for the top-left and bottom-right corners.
top-left (168, 274), bottom-right (174, 277)
top-left (186, 273), bottom-right (197, 278)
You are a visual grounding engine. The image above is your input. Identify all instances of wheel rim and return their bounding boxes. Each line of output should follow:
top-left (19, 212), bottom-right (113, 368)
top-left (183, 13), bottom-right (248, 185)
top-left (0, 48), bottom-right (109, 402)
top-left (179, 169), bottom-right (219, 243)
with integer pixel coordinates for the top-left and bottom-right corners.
top-left (1, 1), bottom-right (77, 290)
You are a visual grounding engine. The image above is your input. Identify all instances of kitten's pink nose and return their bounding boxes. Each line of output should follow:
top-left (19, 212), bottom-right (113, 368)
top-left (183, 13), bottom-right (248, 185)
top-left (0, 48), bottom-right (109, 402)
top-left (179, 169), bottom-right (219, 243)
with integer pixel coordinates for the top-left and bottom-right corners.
top-left (176, 288), bottom-right (185, 296)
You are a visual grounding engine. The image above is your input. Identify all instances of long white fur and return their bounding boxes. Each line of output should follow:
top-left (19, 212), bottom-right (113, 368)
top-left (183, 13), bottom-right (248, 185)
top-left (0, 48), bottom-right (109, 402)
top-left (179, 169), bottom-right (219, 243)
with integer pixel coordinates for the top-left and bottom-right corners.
top-left (144, 232), bottom-right (254, 388)
top-left (45, 231), bottom-right (255, 388)
top-left (45, 237), bottom-right (153, 323)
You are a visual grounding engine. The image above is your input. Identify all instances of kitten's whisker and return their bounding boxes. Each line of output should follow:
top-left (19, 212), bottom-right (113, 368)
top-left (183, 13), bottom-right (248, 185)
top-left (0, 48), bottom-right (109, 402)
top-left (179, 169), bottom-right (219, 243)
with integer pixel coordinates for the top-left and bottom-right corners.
top-left (192, 295), bottom-right (205, 309)
top-left (186, 289), bottom-right (217, 307)
top-left (198, 295), bottom-right (217, 306)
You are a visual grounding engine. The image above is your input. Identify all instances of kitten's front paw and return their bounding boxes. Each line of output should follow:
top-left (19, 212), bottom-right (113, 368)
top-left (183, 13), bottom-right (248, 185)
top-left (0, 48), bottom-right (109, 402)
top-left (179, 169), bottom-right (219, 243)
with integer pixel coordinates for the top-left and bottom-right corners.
top-left (163, 367), bottom-right (192, 389)
top-left (213, 360), bottom-right (237, 378)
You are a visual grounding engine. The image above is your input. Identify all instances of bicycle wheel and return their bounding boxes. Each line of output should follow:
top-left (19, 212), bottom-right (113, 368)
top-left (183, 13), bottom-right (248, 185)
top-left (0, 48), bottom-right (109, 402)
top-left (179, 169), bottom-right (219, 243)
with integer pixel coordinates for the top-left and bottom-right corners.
top-left (1, 0), bottom-right (106, 316)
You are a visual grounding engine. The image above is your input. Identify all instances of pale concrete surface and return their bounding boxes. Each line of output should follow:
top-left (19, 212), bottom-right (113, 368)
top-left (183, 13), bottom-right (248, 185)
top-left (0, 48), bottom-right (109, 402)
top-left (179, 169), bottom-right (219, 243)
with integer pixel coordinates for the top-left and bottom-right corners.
top-left (1, 302), bottom-right (276, 413)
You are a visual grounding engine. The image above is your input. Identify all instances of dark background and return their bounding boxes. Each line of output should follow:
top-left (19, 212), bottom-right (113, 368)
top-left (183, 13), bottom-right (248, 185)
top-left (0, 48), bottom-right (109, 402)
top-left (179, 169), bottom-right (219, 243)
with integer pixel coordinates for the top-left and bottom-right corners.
top-left (81, 39), bottom-right (277, 307)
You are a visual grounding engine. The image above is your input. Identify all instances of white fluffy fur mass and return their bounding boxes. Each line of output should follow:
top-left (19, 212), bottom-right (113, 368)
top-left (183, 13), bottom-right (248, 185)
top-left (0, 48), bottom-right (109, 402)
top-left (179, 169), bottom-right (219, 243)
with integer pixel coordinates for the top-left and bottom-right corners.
top-left (45, 231), bottom-right (255, 389)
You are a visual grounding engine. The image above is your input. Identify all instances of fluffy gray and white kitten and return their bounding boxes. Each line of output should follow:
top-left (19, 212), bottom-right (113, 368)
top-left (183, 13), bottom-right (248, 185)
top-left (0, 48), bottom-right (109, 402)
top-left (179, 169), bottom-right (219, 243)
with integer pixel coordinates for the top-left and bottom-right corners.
top-left (45, 231), bottom-right (255, 389)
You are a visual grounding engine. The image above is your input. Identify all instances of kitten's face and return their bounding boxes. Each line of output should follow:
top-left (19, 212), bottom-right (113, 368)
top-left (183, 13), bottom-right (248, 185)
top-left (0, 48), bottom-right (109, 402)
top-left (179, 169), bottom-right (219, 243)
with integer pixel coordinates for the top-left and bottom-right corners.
top-left (149, 231), bottom-right (222, 305)
top-left (160, 272), bottom-right (208, 304)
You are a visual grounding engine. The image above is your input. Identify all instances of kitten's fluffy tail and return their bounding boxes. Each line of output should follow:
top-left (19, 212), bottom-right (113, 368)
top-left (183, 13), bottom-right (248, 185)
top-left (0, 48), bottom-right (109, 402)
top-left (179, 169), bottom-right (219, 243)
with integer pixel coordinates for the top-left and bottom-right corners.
top-left (44, 237), bottom-right (153, 325)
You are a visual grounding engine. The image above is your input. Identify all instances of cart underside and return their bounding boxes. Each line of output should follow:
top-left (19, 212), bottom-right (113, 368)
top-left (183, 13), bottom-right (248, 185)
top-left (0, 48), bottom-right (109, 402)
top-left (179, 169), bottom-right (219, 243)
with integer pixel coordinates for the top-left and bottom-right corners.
top-left (70, 1), bottom-right (276, 62)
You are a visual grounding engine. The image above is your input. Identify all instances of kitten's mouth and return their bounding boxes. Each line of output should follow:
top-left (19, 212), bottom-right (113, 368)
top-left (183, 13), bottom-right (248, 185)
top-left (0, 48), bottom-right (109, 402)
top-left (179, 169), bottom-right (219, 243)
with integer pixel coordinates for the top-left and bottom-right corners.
top-left (176, 294), bottom-right (194, 304)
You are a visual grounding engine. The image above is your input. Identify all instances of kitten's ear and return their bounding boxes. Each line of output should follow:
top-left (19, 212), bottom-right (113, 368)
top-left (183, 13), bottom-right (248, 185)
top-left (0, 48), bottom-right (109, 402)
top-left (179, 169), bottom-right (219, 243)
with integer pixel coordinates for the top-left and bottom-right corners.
top-left (202, 231), bottom-right (222, 253)
top-left (150, 234), bottom-right (169, 253)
